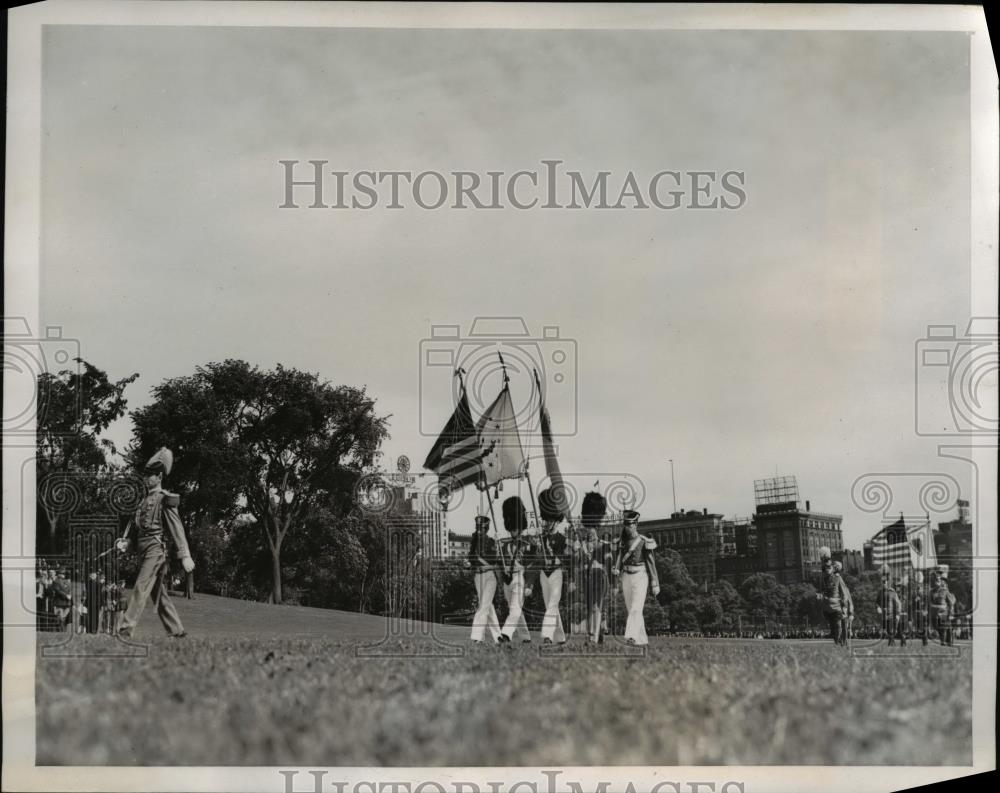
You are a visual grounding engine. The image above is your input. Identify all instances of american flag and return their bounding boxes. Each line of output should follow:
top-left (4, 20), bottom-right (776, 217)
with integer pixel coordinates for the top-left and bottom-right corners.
top-left (423, 386), bottom-right (485, 492)
top-left (871, 517), bottom-right (937, 570)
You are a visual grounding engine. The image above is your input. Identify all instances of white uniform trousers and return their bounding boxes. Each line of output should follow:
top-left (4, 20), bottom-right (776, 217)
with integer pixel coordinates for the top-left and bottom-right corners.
top-left (502, 570), bottom-right (531, 641)
top-left (471, 570), bottom-right (501, 642)
top-left (622, 568), bottom-right (649, 646)
top-left (539, 569), bottom-right (566, 643)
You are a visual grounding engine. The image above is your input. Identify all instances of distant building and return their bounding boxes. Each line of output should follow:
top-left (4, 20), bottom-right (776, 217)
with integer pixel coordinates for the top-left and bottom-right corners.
top-left (933, 499), bottom-right (973, 567)
top-left (716, 517), bottom-right (757, 588)
top-left (750, 476), bottom-right (843, 585)
top-left (383, 482), bottom-right (449, 559)
top-left (862, 541), bottom-right (875, 570)
top-left (639, 508), bottom-right (728, 585)
top-left (835, 548), bottom-right (864, 577)
top-left (446, 531), bottom-right (473, 559)
top-left (755, 499), bottom-right (843, 585)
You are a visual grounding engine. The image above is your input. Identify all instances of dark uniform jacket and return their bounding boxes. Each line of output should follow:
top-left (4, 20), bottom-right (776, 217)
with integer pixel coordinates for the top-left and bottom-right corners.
top-left (820, 570), bottom-right (851, 616)
top-left (537, 529), bottom-right (568, 576)
top-left (468, 532), bottom-right (498, 571)
top-left (133, 488), bottom-right (192, 559)
top-left (880, 586), bottom-right (902, 626)
top-left (498, 535), bottom-right (537, 581)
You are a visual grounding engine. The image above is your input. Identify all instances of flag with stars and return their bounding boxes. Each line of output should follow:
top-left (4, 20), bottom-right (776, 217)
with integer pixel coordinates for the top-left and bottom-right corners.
top-left (476, 385), bottom-right (527, 490)
top-left (423, 386), bottom-right (484, 492)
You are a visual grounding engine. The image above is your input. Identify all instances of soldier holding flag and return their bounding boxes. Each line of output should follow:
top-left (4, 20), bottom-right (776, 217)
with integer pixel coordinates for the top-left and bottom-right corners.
top-left (536, 488), bottom-right (568, 644)
top-left (878, 573), bottom-right (905, 646)
top-left (498, 496), bottom-right (536, 643)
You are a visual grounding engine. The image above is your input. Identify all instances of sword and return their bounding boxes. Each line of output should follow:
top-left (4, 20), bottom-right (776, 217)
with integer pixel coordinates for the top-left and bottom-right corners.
top-left (97, 520), bottom-right (134, 559)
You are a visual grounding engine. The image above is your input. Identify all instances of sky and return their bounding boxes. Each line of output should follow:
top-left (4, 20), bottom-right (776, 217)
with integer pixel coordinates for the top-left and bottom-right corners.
top-left (40, 26), bottom-right (976, 548)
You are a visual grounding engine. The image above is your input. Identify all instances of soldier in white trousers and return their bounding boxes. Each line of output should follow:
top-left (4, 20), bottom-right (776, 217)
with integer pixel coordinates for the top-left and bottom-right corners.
top-left (614, 510), bottom-right (660, 646)
top-left (498, 496), bottom-right (535, 643)
top-left (536, 488), bottom-right (568, 644)
top-left (468, 515), bottom-right (501, 643)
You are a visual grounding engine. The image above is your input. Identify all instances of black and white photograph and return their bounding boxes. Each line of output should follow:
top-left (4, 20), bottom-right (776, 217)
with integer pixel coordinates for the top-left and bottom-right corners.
top-left (3, 3), bottom-right (997, 792)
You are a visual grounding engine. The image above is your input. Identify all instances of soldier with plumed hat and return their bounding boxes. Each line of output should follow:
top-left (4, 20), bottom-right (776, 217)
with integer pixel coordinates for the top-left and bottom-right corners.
top-left (497, 496), bottom-right (536, 643)
top-left (613, 509), bottom-right (660, 646)
top-left (468, 514), bottom-right (501, 644)
top-left (817, 547), bottom-right (851, 645)
top-left (118, 447), bottom-right (195, 638)
top-left (535, 487), bottom-right (569, 644)
top-left (833, 561), bottom-right (854, 643)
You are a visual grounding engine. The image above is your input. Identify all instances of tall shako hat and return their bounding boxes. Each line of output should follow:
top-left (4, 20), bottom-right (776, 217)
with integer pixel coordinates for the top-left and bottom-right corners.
top-left (144, 447), bottom-right (173, 476)
top-left (474, 514), bottom-right (490, 530)
top-left (537, 487), bottom-right (563, 523)
top-left (581, 491), bottom-right (607, 530)
top-left (502, 496), bottom-right (527, 535)
top-left (819, 546), bottom-right (832, 563)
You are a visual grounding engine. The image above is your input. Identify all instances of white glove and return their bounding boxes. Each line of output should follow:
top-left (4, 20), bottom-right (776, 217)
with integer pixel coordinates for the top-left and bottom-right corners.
top-left (115, 539), bottom-right (129, 554)
top-left (876, 606), bottom-right (882, 614)
top-left (652, 585), bottom-right (661, 597)
top-left (181, 556), bottom-right (195, 574)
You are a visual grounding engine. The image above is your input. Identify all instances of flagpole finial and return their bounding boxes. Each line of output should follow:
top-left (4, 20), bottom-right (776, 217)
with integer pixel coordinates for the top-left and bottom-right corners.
top-left (497, 350), bottom-right (509, 385)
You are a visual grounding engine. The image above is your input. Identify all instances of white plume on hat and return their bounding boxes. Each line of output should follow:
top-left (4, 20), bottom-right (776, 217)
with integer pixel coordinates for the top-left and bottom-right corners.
top-left (819, 546), bottom-right (832, 561)
top-left (145, 447), bottom-right (174, 476)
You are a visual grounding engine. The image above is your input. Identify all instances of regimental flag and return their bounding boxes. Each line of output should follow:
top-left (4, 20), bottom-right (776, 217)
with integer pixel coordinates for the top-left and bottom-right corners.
top-left (871, 517), bottom-right (938, 571)
top-left (537, 372), bottom-right (570, 520)
top-left (476, 385), bottom-right (527, 490)
top-left (423, 386), bottom-right (484, 492)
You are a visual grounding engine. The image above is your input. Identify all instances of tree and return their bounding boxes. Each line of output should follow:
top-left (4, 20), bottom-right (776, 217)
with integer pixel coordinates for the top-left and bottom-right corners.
top-left (36, 359), bottom-right (138, 553)
top-left (739, 573), bottom-right (790, 627)
top-left (709, 579), bottom-right (744, 627)
top-left (788, 582), bottom-right (825, 628)
top-left (129, 360), bottom-right (390, 603)
top-left (696, 594), bottom-right (724, 631)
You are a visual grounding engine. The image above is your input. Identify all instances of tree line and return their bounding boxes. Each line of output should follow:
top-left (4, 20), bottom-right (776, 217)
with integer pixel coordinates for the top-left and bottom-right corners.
top-left (36, 357), bottom-right (972, 626)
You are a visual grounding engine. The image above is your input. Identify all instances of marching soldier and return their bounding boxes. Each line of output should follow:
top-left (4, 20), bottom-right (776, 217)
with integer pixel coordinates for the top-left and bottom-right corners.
top-left (118, 448), bottom-right (195, 638)
top-left (580, 491), bottom-right (615, 644)
top-left (929, 565), bottom-right (956, 646)
top-left (613, 510), bottom-right (660, 646)
top-left (817, 548), bottom-right (851, 645)
top-left (497, 496), bottom-right (535, 643)
top-left (536, 488), bottom-right (568, 645)
top-left (833, 561), bottom-right (854, 644)
top-left (910, 570), bottom-right (930, 646)
top-left (878, 573), bottom-right (904, 646)
top-left (468, 515), bottom-right (501, 644)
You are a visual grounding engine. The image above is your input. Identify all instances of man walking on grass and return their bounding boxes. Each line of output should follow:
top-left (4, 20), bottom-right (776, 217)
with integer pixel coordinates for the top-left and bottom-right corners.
top-left (118, 447), bottom-right (195, 639)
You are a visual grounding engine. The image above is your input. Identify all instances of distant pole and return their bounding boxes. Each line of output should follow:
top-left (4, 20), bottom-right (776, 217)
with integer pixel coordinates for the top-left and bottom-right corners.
top-left (669, 459), bottom-right (677, 514)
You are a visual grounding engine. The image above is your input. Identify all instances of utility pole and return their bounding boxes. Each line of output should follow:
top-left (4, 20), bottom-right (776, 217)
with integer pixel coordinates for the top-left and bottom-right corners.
top-left (668, 459), bottom-right (677, 515)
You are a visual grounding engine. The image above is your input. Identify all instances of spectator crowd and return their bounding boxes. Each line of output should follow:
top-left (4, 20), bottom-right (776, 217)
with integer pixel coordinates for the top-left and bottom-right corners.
top-left (35, 558), bottom-right (128, 635)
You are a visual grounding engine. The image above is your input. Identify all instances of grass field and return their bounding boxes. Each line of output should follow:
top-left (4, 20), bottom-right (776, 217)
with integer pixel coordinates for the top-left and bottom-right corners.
top-left (36, 594), bottom-right (972, 766)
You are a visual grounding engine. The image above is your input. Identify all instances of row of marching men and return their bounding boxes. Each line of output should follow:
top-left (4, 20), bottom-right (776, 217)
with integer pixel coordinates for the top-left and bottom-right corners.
top-left (818, 546), bottom-right (960, 647)
top-left (467, 487), bottom-right (660, 646)
top-left (877, 566), bottom-right (958, 647)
